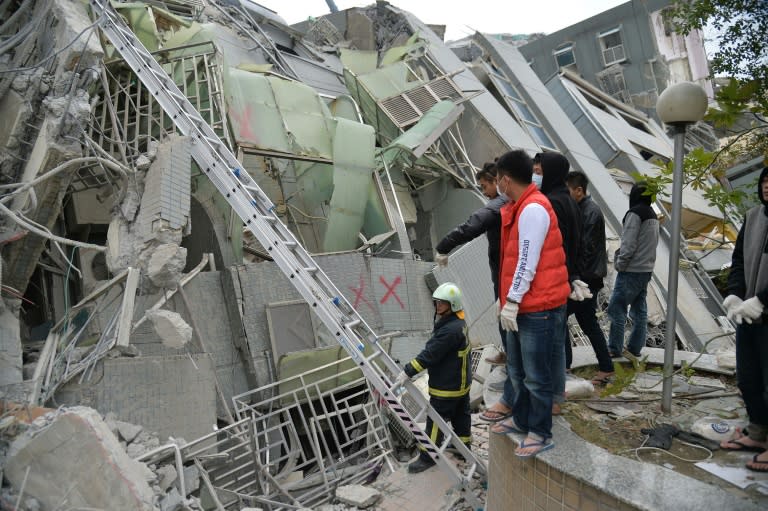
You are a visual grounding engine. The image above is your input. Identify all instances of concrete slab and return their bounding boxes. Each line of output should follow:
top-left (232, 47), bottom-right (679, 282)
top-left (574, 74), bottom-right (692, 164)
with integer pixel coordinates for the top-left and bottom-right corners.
top-left (56, 354), bottom-right (217, 441)
top-left (5, 407), bottom-right (155, 511)
top-left (570, 346), bottom-right (735, 375)
top-left (373, 462), bottom-right (459, 511)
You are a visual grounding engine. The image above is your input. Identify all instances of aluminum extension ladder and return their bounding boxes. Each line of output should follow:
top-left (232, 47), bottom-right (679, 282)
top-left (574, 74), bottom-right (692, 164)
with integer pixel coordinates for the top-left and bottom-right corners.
top-left (89, 0), bottom-right (487, 508)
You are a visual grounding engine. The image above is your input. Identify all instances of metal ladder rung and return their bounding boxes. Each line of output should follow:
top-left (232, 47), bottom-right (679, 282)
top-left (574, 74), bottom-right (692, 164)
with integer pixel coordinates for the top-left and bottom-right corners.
top-left (437, 434), bottom-right (454, 454)
top-left (344, 319), bottom-right (361, 329)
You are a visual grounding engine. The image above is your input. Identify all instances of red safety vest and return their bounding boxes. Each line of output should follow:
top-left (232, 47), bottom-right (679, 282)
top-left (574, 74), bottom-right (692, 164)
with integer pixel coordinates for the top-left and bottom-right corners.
top-left (499, 184), bottom-right (570, 314)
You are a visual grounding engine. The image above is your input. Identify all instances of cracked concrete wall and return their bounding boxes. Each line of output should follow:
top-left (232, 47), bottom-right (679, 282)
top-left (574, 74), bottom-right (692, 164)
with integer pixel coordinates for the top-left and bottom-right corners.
top-left (56, 354), bottom-right (217, 442)
top-left (228, 253), bottom-right (437, 385)
top-left (82, 270), bottom-right (251, 421)
top-left (108, 136), bottom-right (191, 292)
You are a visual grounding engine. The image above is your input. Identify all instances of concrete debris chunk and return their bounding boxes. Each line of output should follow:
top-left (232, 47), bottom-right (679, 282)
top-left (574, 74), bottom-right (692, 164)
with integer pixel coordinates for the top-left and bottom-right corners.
top-left (5, 407), bottom-right (155, 510)
top-left (182, 464), bottom-right (200, 496)
top-left (147, 309), bottom-right (193, 349)
top-left (117, 420), bottom-right (144, 443)
top-left (160, 487), bottom-right (184, 511)
top-left (147, 244), bottom-right (187, 289)
top-left (335, 484), bottom-right (382, 509)
top-left (156, 464), bottom-right (178, 492)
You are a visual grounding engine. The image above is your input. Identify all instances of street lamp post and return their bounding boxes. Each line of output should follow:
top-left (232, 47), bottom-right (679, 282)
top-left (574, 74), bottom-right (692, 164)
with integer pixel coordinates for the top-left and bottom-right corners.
top-left (655, 82), bottom-right (708, 414)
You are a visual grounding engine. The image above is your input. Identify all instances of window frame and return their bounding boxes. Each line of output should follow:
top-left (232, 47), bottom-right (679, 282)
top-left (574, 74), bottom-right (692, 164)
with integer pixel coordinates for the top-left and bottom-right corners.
top-left (553, 43), bottom-right (576, 69)
top-left (597, 26), bottom-right (626, 66)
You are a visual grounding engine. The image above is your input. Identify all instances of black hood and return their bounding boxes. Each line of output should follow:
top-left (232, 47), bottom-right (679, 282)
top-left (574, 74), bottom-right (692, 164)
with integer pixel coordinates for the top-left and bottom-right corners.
top-left (629, 183), bottom-right (653, 208)
top-left (539, 152), bottom-right (570, 194)
top-left (759, 166), bottom-right (768, 208)
top-left (626, 182), bottom-right (656, 223)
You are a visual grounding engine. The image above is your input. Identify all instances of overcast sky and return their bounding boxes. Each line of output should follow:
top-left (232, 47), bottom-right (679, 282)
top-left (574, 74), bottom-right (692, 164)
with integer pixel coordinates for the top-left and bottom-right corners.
top-left (261, 0), bottom-right (630, 41)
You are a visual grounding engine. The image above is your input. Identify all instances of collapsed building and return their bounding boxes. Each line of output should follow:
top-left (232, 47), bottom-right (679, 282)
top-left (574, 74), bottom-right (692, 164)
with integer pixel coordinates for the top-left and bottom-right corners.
top-left (0, 0), bottom-right (739, 509)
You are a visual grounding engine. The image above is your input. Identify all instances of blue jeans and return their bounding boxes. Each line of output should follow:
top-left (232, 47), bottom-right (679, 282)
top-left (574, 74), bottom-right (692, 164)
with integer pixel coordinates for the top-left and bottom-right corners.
top-left (607, 272), bottom-right (651, 356)
top-left (736, 322), bottom-right (768, 440)
top-left (506, 305), bottom-right (566, 440)
top-left (551, 314), bottom-right (567, 404)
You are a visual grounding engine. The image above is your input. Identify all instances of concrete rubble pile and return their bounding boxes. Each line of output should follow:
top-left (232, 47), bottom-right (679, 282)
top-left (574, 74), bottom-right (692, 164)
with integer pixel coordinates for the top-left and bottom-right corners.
top-left (0, 0), bottom-right (742, 509)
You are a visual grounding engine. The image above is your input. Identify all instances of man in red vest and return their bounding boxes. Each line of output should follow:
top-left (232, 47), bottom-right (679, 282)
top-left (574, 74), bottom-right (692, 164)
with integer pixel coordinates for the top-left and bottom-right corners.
top-left (489, 150), bottom-right (570, 457)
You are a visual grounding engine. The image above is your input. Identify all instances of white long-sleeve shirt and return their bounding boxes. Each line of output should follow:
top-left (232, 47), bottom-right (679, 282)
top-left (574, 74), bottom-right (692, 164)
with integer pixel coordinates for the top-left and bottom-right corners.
top-left (507, 203), bottom-right (550, 303)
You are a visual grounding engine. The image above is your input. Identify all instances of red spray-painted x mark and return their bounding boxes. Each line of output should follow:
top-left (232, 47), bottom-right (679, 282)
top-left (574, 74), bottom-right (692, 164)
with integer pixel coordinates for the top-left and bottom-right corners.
top-left (379, 276), bottom-right (404, 309)
top-left (228, 103), bottom-right (256, 141)
top-left (349, 276), bottom-right (374, 311)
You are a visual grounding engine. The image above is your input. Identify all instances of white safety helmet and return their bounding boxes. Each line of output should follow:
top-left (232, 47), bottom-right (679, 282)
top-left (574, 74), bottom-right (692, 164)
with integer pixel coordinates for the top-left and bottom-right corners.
top-left (432, 282), bottom-right (463, 312)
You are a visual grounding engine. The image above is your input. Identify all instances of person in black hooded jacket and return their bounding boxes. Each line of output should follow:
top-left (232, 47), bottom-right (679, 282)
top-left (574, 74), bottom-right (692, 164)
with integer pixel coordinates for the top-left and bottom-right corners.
top-left (719, 166), bottom-right (768, 471)
top-left (535, 153), bottom-right (582, 283)
top-left (535, 152), bottom-right (586, 412)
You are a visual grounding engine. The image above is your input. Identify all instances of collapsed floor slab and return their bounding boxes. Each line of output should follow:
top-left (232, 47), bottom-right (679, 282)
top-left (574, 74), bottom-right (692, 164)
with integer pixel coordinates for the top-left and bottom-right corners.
top-left (5, 406), bottom-right (155, 510)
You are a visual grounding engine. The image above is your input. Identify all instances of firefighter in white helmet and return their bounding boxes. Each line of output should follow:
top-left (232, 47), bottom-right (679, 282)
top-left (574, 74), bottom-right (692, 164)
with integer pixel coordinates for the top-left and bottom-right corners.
top-left (394, 282), bottom-right (472, 473)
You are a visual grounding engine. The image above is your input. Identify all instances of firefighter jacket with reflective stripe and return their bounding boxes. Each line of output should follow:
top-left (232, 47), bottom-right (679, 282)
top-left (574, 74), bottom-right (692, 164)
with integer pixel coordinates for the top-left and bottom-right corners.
top-left (403, 313), bottom-right (471, 398)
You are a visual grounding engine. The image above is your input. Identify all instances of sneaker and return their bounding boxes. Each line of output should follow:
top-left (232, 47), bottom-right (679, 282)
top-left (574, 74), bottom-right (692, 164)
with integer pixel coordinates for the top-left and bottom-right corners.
top-left (484, 352), bottom-right (507, 365)
top-left (408, 456), bottom-right (436, 474)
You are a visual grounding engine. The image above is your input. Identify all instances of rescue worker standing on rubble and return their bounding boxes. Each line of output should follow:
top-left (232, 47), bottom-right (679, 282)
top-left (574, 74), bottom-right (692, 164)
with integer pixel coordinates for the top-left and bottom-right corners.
top-left (395, 282), bottom-right (472, 473)
top-left (720, 166), bottom-right (768, 472)
top-left (533, 152), bottom-right (589, 414)
top-left (434, 162), bottom-right (509, 367)
top-left (488, 150), bottom-right (570, 457)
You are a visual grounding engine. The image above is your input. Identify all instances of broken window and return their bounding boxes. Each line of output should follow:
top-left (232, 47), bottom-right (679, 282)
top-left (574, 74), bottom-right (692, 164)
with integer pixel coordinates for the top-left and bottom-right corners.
top-left (598, 27), bottom-right (626, 67)
top-left (91, 41), bottom-right (231, 162)
top-left (596, 66), bottom-right (631, 104)
top-left (485, 63), bottom-right (557, 150)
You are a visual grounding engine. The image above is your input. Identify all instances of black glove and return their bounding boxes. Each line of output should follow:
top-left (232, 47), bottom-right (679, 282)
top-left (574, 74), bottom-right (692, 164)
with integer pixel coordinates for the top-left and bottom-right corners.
top-left (640, 423), bottom-right (679, 450)
top-left (676, 431), bottom-right (721, 451)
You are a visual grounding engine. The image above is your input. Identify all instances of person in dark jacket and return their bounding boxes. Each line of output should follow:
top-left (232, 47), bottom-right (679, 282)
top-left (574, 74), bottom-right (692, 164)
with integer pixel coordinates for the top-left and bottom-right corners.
top-left (436, 162), bottom-right (507, 298)
top-left (606, 182), bottom-right (660, 358)
top-left (535, 153), bottom-right (583, 285)
top-left (436, 162), bottom-right (508, 366)
top-left (535, 152), bottom-right (589, 412)
top-left (566, 171), bottom-right (613, 384)
top-left (719, 166), bottom-right (768, 471)
top-left (395, 282), bottom-right (472, 473)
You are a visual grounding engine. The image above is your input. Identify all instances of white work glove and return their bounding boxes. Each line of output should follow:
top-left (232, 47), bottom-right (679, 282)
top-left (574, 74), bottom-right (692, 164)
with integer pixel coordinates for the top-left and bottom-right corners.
top-left (499, 301), bottom-right (519, 332)
top-left (394, 370), bottom-right (410, 390)
top-left (734, 296), bottom-right (765, 324)
top-left (723, 295), bottom-right (744, 324)
top-left (435, 253), bottom-right (449, 267)
top-left (569, 279), bottom-right (593, 301)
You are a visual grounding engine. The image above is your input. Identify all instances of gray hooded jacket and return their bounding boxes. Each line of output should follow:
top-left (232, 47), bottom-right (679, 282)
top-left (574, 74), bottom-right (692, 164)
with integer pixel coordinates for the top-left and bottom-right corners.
top-left (614, 183), bottom-right (659, 273)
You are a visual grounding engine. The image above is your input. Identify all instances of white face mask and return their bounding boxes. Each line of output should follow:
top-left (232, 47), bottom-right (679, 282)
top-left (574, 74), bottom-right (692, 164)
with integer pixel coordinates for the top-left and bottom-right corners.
top-left (496, 181), bottom-right (508, 200)
top-left (532, 173), bottom-right (543, 189)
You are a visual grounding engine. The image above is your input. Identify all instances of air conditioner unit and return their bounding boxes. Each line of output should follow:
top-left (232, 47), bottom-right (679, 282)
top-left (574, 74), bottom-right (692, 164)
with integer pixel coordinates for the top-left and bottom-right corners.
top-left (602, 44), bottom-right (626, 66)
